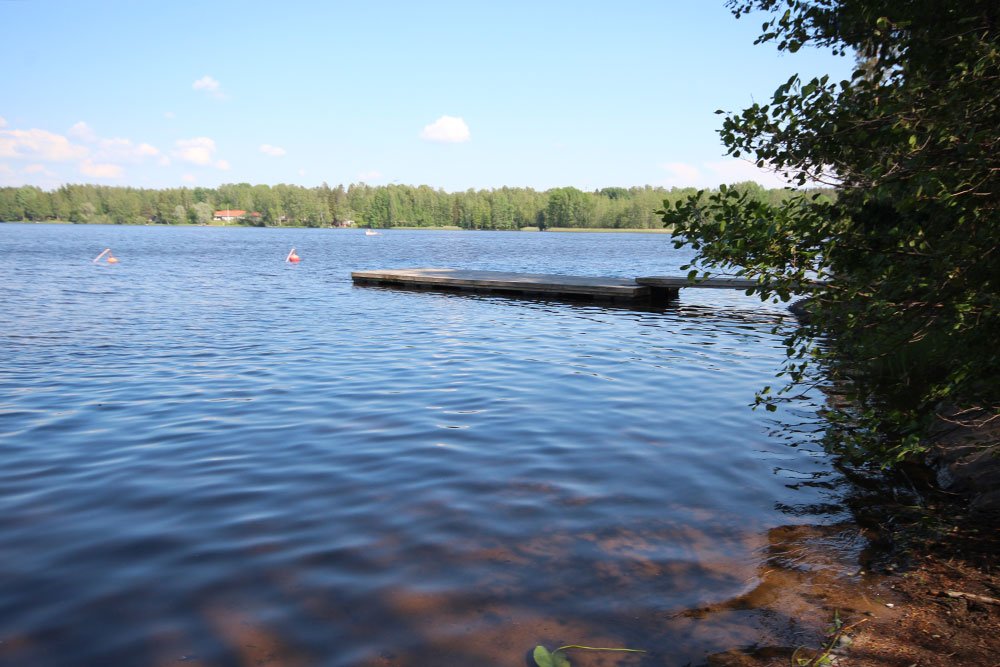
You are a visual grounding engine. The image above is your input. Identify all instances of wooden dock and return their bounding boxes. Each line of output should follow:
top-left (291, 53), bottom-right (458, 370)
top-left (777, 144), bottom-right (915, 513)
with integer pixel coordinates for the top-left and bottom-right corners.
top-left (637, 275), bottom-right (825, 299)
top-left (351, 268), bottom-right (822, 303)
top-left (351, 268), bottom-right (650, 302)
top-left (636, 275), bottom-right (759, 300)
top-left (636, 276), bottom-right (760, 289)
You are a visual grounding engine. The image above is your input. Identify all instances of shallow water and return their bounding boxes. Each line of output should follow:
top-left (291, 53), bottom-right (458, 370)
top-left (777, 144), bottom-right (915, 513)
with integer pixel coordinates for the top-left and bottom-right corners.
top-left (0, 224), bottom-right (849, 666)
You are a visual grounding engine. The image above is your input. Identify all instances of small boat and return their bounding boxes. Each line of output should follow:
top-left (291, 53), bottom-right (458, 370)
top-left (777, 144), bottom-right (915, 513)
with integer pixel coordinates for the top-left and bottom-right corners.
top-left (365, 228), bottom-right (381, 236)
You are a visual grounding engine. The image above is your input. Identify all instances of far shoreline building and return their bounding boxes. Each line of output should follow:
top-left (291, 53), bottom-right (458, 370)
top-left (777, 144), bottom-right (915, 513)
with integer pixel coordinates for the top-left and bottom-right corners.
top-left (212, 209), bottom-right (262, 223)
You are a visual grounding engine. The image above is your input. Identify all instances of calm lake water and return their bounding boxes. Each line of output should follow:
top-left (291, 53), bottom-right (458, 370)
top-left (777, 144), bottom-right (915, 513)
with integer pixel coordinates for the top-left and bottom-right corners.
top-left (0, 224), bottom-right (848, 666)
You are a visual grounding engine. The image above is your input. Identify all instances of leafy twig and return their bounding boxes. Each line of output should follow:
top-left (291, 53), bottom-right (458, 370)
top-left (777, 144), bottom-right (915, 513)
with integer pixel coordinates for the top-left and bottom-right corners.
top-left (790, 610), bottom-right (868, 666)
top-left (533, 643), bottom-right (646, 667)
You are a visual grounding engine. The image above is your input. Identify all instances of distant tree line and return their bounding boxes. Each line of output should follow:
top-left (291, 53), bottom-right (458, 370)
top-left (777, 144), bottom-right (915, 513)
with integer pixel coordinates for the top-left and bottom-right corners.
top-left (0, 181), bottom-right (829, 229)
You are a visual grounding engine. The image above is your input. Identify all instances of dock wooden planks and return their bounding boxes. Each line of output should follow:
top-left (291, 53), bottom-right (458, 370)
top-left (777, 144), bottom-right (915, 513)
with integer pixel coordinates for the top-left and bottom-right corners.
top-left (636, 275), bottom-right (761, 299)
top-left (637, 275), bottom-right (760, 289)
top-left (351, 268), bottom-right (650, 302)
top-left (352, 268), bottom-right (824, 303)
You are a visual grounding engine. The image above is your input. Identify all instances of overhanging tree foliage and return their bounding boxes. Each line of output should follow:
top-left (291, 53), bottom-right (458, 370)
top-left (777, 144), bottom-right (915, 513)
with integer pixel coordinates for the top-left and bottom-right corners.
top-left (661, 0), bottom-right (999, 464)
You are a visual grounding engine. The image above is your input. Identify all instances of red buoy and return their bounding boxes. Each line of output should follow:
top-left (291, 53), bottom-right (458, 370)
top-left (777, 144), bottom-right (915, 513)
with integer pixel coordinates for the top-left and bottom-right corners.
top-left (289, 253), bottom-right (300, 263)
top-left (107, 256), bottom-right (119, 264)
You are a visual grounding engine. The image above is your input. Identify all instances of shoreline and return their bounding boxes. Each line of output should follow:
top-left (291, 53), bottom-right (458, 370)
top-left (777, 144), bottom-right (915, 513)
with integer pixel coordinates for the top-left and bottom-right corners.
top-left (709, 421), bottom-right (1000, 667)
top-left (1, 220), bottom-right (672, 233)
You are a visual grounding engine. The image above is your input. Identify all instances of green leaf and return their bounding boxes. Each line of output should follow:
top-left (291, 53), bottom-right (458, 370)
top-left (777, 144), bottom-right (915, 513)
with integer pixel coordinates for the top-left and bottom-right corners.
top-left (533, 646), bottom-right (554, 667)
top-left (552, 650), bottom-right (572, 667)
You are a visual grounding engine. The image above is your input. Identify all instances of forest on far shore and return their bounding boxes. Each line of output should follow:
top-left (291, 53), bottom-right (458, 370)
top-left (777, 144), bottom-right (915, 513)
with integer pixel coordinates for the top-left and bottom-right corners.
top-left (0, 181), bottom-right (831, 230)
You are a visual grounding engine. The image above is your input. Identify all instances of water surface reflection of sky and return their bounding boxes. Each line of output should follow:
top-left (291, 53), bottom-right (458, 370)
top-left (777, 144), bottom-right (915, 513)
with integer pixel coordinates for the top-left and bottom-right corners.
top-left (0, 225), bottom-right (849, 666)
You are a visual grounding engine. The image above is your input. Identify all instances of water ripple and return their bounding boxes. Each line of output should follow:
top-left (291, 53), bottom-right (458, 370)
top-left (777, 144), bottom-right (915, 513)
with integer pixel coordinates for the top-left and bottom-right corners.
top-left (0, 224), bottom-right (844, 666)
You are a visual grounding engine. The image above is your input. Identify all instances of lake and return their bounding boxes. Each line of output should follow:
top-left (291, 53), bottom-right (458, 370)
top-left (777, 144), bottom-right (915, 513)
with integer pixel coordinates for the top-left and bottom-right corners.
top-left (0, 224), bottom-right (850, 666)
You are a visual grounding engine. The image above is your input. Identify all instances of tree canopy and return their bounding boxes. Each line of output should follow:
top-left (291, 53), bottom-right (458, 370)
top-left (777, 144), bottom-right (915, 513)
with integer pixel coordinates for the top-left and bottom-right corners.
top-left (662, 0), bottom-right (999, 464)
top-left (0, 181), bottom-right (818, 230)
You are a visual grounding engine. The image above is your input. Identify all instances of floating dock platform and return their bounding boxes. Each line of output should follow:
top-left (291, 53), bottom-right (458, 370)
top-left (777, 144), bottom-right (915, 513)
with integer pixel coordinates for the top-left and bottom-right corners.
top-left (351, 268), bottom-right (650, 302)
top-left (636, 275), bottom-right (760, 299)
top-left (351, 268), bottom-right (821, 303)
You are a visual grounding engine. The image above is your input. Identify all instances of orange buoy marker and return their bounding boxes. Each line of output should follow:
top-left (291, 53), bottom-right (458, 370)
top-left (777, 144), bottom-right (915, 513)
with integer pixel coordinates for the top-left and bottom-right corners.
top-left (286, 248), bottom-right (301, 263)
top-left (94, 248), bottom-right (118, 263)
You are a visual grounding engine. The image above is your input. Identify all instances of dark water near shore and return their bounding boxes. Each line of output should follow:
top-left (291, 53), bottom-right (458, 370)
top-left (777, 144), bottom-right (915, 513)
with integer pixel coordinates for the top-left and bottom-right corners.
top-left (0, 224), bottom-right (850, 666)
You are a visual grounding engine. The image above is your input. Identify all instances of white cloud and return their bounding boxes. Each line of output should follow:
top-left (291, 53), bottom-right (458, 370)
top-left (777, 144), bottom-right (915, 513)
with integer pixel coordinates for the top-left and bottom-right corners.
top-left (659, 162), bottom-right (702, 185)
top-left (193, 75), bottom-right (227, 100)
top-left (0, 116), bottom-right (7, 128)
top-left (298, 168), bottom-right (306, 177)
top-left (259, 144), bottom-right (286, 157)
top-left (193, 75), bottom-right (219, 91)
top-left (0, 122), bottom-right (170, 185)
top-left (68, 121), bottom-right (98, 142)
top-left (64, 123), bottom-right (163, 165)
top-left (0, 128), bottom-right (88, 162)
top-left (164, 111), bottom-right (176, 120)
top-left (170, 136), bottom-right (227, 169)
top-left (80, 159), bottom-right (124, 179)
top-left (94, 137), bottom-right (162, 163)
top-left (0, 162), bottom-right (24, 187)
top-left (172, 137), bottom-right (220, 166)
top-left (704, 159), bottom-right (798, 187)
top-left (182, 173), bottom-right (196, 183)
top-left (0, 163), bottom-right (16, 186)
top-left (23, 164), bottom-right (56, 176)
top-left (0, 121), bottom-right (167, 186)
top-left (420, 115), bottom-right (471, 143)
top-left (357, 169), bottom-right (383, 181)
top-left (658, 158), bottom-right (799, 189)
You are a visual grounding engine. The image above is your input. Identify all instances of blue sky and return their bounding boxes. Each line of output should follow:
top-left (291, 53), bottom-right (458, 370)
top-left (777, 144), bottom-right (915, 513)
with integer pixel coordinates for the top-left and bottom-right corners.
top-left (1, 0), bottom-right (852, 192)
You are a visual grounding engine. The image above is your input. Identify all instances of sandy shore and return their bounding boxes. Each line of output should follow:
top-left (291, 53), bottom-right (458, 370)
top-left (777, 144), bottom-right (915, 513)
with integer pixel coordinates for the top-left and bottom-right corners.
top-left (704, 412), bottom-right (1000, 667)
